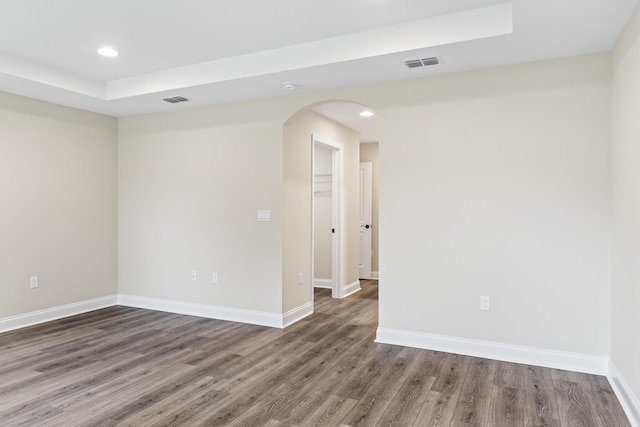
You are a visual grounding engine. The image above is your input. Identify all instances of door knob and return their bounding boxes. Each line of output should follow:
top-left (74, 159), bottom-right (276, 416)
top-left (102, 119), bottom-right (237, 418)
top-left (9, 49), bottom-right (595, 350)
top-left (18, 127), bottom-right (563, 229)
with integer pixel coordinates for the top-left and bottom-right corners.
top-left (365, 224), bottom-right (370, 229)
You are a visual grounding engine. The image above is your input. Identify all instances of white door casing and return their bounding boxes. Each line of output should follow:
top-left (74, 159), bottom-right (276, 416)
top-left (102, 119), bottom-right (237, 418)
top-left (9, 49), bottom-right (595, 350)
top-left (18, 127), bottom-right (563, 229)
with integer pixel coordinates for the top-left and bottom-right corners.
top-left (313, 145), bottom-right (333, 288)
top-left (311, 135), bottom-right (344, 299)
top-left (359, 162), bottom-right (373, 279)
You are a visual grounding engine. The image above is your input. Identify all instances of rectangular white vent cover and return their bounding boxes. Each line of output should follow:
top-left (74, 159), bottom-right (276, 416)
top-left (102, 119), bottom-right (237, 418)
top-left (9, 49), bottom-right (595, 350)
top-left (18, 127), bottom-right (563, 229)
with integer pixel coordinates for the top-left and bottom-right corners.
top-left (163, 96), bottom-right (189, 104)
top-left (404, 57), bottom-right (440, 68)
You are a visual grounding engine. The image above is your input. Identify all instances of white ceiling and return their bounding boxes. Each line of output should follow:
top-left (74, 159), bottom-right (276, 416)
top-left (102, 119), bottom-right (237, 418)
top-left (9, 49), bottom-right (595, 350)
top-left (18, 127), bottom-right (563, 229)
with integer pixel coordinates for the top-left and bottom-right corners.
top-left (312, 102), bottom-right (380, 143)
top-left (0, 0), bottom-right (638, 140)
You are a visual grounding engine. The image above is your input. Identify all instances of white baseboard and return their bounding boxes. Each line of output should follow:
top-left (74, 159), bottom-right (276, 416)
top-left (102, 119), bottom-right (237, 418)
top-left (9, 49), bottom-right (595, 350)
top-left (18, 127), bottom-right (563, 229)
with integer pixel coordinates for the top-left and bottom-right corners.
top-left (117, 294), bottom-right (284, 328)
top-left (283, 302), bottom-right (313, 328)
top-left (313, 278), bottom-right (333, 289)
top-left (0, 295), bottom-right (117, 333)
top-left (371, 271), bottom-right (379, 280)
top-left (342, 280), bottom-right (361, 298)
top-left (609, 361), bottom-right (640, 427)
top-left (1, 294), bottom-right (314, 333)
top-left (375, 327), bottom-right (609, 375)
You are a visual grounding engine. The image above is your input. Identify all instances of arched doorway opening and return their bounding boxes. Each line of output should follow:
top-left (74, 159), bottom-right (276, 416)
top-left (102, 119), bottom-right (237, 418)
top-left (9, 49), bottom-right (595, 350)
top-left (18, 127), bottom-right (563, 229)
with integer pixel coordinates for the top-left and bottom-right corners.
top-left (282, 100), bottom-right (379, 324)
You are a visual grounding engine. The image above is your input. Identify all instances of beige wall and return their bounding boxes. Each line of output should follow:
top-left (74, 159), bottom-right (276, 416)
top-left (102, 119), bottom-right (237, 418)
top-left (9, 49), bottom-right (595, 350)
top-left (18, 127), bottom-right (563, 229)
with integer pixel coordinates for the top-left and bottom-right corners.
top-left (117, 109), bottom-right (284, 314)
top-left (283, 110), bottom-right (360, 311)
top-left (612, 3), bottom-right (640, 413)
top-left (0, 92), bottom-right (117, 318)
top-left (0, 52), bottom-right (622, 369)
top-left (360, 142), bottom-right (379, 274)
top-left (378, 55), bottom-right (612, 356)
top-left (343, 117), bottom-right (361, 292)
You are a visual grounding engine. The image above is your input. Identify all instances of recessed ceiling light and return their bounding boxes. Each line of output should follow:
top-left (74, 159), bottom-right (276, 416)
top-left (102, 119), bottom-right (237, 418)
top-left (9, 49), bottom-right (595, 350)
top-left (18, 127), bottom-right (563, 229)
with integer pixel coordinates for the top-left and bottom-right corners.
top-left (97, 47), bottom-right (119, 57)
top-left (360, 111), bottom-right (374, 117)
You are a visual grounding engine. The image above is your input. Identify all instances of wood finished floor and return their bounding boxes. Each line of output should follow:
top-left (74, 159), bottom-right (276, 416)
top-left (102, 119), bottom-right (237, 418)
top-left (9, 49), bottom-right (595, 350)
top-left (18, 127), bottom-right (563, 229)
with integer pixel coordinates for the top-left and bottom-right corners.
top-left (0, 281), bottom-right (630, 427)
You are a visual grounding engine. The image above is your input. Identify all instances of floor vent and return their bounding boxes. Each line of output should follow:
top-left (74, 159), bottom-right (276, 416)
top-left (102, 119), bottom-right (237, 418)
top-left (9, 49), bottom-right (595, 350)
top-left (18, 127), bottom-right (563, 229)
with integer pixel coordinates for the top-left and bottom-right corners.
top-left (404, 57), bottom-right (440, 68)
top-left (163, 96), bottom-right (189, 104)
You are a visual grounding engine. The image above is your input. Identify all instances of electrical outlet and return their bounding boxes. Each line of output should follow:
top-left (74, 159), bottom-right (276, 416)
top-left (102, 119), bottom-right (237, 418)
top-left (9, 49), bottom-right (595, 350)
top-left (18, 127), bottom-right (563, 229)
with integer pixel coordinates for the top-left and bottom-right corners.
top-left (480, 296), bottom-right (490, 311)
top-left (212, 272), bottom-right (218, 284)
top-left (30, 276), bottom-right (39, 289)
top-left (191, 271), bottom-right (198, 281)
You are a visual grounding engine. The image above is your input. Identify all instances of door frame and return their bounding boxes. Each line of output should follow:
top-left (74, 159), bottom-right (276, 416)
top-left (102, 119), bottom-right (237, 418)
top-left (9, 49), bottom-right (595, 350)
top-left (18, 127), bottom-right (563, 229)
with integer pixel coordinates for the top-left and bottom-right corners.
top-left (359, 161), bottom-right (373, 279)
top-left (311, 134), bottom-right (344, 299)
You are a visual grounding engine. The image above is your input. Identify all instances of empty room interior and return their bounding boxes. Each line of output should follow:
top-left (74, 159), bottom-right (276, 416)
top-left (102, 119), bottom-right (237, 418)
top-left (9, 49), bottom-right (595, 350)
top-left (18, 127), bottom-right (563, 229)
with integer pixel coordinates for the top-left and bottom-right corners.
top-left (1, 0), bottom-right (640, 425)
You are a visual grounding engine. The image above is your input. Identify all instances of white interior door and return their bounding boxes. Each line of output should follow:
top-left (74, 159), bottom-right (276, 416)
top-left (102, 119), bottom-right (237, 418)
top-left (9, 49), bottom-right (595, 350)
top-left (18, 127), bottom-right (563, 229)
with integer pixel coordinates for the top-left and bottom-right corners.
top-left (359, 162), bottom-right (372, 279)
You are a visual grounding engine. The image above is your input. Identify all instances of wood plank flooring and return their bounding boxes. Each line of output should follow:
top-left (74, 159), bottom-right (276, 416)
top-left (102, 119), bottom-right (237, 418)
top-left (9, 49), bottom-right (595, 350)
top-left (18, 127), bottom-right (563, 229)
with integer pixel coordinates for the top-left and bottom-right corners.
top-left (0, 281), bottom-right (630, 426)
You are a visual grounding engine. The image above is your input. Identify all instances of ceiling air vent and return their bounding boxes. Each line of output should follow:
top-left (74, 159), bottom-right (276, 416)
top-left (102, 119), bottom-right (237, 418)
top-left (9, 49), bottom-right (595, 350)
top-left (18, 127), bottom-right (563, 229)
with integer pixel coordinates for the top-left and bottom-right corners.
top-left (163, 96), bottom-right (189, 104)
top-left (404, 56), bottom-right (440, 69)
top-left (404, 59), bottom-right (423, 69)
top-left (421, 57), bottom-right (440, 66)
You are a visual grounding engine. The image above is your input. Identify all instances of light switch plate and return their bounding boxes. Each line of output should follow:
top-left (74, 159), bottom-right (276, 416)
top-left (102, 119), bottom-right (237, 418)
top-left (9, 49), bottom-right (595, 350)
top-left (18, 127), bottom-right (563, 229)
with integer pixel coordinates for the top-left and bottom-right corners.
top-left (257, 210), bottom-right (271, 222)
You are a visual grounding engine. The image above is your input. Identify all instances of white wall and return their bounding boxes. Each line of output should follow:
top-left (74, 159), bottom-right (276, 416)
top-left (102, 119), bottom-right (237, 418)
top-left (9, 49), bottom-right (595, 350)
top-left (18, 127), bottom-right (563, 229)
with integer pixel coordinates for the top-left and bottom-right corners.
top-left (378, 56), bottom-right (612, 356)
top-left (612, 3), bottom-right (640, 415)
top-left (118, 108), bottom-right (284, 315)
top-left (0, 92), bottom-right (117, 318)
